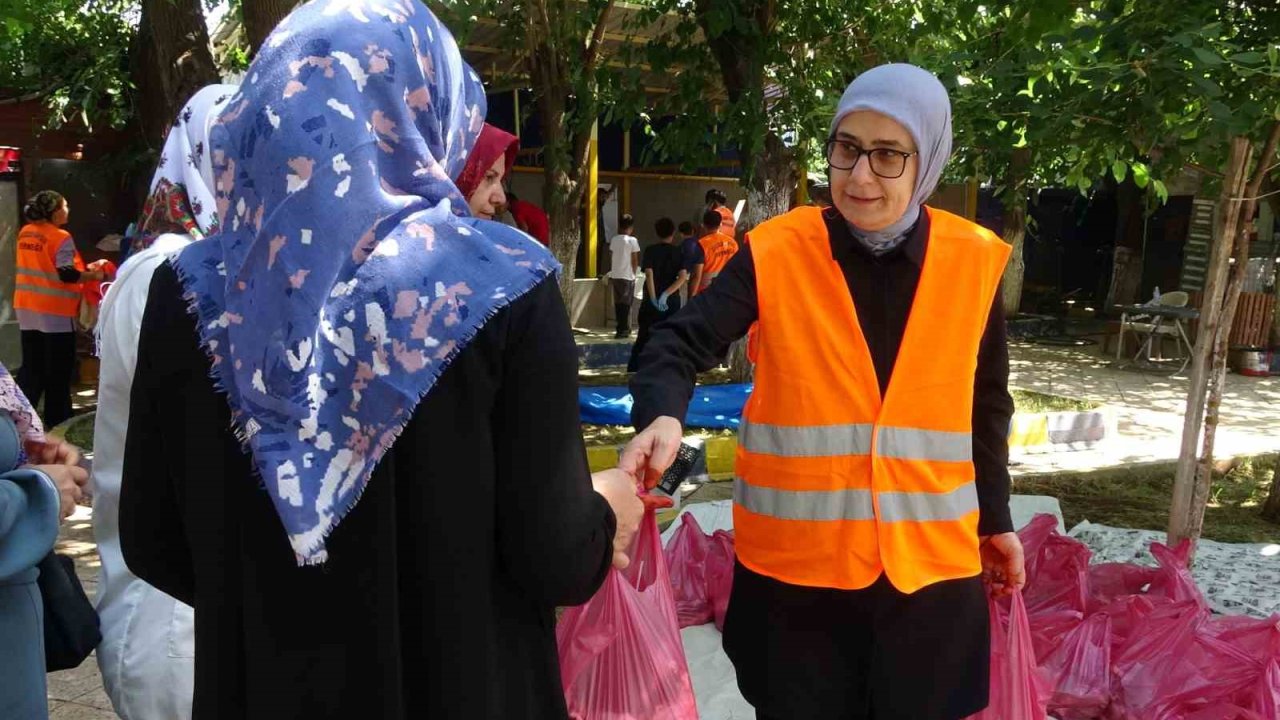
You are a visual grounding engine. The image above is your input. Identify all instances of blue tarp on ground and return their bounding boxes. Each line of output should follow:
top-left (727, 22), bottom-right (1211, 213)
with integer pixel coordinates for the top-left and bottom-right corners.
top-left (579, 384), bottom-right (752, 429)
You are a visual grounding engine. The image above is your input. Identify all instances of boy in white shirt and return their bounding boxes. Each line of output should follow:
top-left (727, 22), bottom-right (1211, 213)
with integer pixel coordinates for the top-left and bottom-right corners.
top-left (608, 214), bottom-right (641, 338)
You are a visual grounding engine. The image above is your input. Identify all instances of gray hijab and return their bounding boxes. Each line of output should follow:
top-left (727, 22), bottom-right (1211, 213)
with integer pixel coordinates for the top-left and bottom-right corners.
top-left (829, 63), bottom-right (953, 255)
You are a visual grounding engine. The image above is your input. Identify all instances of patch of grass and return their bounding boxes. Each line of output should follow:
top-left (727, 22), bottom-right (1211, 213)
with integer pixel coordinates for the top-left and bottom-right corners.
top-left (1014, 455), bottom-right (1280, 544)
top-left (47, 411), bottom-right (96, 453)
top-left (1011, 389), bottom-right (1101, 414)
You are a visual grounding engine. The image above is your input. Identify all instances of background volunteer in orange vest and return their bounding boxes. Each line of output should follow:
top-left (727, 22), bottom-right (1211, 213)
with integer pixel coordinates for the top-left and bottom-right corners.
top-left (698, 188), bottom-right (736, 238)
top-left (693, 209), bottom-right (739, 295)
top-left (13, 191), bottom-right (111, 428)
top-left (622, 63), bottom-right (1025, 719)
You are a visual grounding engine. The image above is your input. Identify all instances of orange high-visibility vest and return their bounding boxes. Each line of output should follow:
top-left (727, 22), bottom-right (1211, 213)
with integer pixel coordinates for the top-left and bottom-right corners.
top-left (734, 205), bottom-right (1010, 594)
top-left (696, 231), bottom-right (739, 294)
top-left (14, 222), bottom-right (82, 318)
top-left (716, 205), bottom-right (735, 237)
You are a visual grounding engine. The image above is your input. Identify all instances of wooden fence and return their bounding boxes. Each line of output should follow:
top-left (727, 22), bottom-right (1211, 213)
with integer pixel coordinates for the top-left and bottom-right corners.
top-left (1189, 291), bottom-right (1277, 347)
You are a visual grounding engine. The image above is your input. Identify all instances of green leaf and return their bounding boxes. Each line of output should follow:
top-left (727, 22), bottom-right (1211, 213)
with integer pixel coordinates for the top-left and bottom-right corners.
top-left (1153, 179), bottom-right (1168, 204)
top-left (1192, 47), bottom-right (1225, 67)
top-left (1192, 75), bottom-right (1224, 97)
top-left (1112, 160), bottom-right (1127, 182)
top-left (1230, 51), bottom-right (1265, 65)
top-left (1132, 163), bottom-right (1150, 189)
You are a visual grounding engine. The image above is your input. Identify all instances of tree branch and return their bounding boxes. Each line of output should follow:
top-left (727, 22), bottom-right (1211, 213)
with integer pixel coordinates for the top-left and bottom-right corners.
top-left (1245, 121), bottom-right (1280, 198)
top-left (583, 0), bottom-right (618, 75)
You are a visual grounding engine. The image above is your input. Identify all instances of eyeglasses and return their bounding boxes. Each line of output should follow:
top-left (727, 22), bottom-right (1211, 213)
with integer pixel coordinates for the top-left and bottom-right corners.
top-left (825, 139), bottom-right (917, 179)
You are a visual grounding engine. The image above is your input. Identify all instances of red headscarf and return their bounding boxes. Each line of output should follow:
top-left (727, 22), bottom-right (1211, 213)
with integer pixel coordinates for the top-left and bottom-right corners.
top-left (455, 123), bottom-right (518, 201)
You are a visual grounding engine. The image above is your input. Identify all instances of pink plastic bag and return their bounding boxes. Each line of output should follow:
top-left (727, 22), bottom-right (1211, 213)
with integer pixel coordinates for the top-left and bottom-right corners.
top-left (705, 530), bottom-right (734, 631)
top-left (1088, 562), bottom-right (1158, 614)
top-left (557, 509), bottom-right (699, 720)
top-left (967, 590), bottom-right (1051, 720)
top-left (1112, 599), bottom-right (1261, 719)
top-left (664, 513), bottom-right (713, 628)
top-left (1247, 659), bottom-right (1280, 718)
top-left (1040, 612), bottom-right (1112, 719)
top-left (1025, 534), bottom-right (1092, 617)
top-left (1146, 541), bottom-right (1207, 610)
top-left (1029, 609), bottom-right (1084, 665)
top-left (1017, 513), bottom-right (1059, 582)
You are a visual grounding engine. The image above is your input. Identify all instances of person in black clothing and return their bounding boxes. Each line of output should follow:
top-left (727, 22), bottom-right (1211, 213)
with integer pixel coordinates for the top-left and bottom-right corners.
top-left (118, 6), bottom-right (647, 719)
top-left (621, 64), bottom-right (1025, 719)
top-left (627, 218), bottom-right (688, 372)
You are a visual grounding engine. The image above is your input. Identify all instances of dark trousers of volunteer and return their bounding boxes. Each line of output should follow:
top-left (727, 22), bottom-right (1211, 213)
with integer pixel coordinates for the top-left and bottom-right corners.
top-left (627, 300), bottom-right (680, 372)
top-left (610, 278), bottom-right (634, 337)
top-left (723, 562), bottom-right (990, 720)
top-left (17, 330), bottom-right (77, 429)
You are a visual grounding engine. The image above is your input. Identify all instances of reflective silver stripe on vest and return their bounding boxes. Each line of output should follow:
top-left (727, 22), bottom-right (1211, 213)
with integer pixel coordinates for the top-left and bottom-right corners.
top-left (735, 479), bottom-right (874, 521)
top-left (877, 427), bottom-right (973, 462)
top-left (736, 478), bottom-right (979, 523)
top-left (740, 421), bottom-right (873, 457)
top-left (16, 268), bottom-right (64, 282)
top-left (14, 282), bottom-right (80, 300)
top-left (877, 482), bottom-right (979, 522)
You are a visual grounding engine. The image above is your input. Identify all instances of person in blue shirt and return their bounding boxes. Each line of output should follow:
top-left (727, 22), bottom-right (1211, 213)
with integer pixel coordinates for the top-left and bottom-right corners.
top-left (0, 362), bottom-right (88, 719)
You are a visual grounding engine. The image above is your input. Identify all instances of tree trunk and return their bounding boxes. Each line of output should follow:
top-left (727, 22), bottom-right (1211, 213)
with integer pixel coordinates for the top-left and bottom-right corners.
top-left (243, 0), bottom-right (299, 56)
top-left (131, 0), bottom-right (219, 150)
top-left (1169, 137), bottom-right (1254, 552)
top-left (726, 133), bottom-right (794, 383)
top-left (1000, 148), bottom-right (1031, 316)
top-left (1262, 454), bottom-right (1280, 524)
top-left (740, 133), bottom-right (796, 233)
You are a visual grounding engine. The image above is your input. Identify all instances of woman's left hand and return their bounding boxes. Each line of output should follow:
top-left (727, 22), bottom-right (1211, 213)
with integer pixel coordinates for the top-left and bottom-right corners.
top-left (23, 437), bottom-right (82, 468)
top-left (979, 532), bottom-right (1026, 598)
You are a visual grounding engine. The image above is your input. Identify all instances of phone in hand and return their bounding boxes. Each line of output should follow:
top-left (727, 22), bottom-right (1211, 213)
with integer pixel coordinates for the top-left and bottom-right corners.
top-left (654, 439), bottom-right (705, 497)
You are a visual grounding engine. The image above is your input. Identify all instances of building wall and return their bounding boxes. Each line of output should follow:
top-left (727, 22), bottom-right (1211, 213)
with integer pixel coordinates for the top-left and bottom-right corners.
top-left (0, 178), bottom-right (20, 366)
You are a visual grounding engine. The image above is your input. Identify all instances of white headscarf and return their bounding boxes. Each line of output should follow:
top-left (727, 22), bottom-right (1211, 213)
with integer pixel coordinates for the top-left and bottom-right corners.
top-left (130, 84), bottom-right (239, 252)
top-left (830, 64), bottom-right (953, 254)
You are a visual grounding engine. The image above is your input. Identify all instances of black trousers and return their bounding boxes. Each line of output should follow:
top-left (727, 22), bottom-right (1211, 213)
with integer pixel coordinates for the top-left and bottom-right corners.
top-left (723, 563), bottom-right (990, 720)
top-left (627, 300), bottom-right (680, 371)
top-left (17, 329), bottom-right (77, 429)
top-left (610, 279), bottom-right (634, 336)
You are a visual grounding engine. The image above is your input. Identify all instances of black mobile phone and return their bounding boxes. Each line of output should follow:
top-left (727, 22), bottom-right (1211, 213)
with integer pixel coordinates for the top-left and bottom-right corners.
top-left (656, 440), bottom-right (704, 496)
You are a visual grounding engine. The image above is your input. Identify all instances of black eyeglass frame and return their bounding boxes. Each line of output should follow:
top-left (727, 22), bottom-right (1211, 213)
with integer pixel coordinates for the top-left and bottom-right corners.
top-left (824, 138), bottom-right (918, 179)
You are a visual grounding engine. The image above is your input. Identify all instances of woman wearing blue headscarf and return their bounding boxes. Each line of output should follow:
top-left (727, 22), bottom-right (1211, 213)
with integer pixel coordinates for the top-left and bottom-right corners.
top-left (118, 1), bottom-right (644, 717)
top-left (625, 64), bottom-right (1026, 718)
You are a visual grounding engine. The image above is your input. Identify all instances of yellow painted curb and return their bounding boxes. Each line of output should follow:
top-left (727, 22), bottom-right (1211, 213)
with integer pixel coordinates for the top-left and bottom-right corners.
top-left (1008, 415), bottom-right (1049, 448)
top-left (586, 435), bottom-right (739, 477)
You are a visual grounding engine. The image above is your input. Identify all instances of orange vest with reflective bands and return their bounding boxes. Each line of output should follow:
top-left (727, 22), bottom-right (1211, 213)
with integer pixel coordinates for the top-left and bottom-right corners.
top-left (716, 205), bottom-right (735, 237)
top-left (735, 205), bottom-right (1010, 594)
top-left (14, 222), bottom-right (82, 318)
top-left (696, 231), bottom-right (739, 294)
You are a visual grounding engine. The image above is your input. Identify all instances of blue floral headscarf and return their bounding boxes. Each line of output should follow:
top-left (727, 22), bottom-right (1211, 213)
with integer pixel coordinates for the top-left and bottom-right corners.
top-left (172, 0), bottom-right (557, 564)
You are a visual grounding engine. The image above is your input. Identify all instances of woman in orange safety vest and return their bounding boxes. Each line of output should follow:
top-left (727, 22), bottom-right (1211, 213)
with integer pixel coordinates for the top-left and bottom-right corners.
top-left (13, 191), bottom-right (110, 428)
top-left (623, 63), bottom-right (1027, 719)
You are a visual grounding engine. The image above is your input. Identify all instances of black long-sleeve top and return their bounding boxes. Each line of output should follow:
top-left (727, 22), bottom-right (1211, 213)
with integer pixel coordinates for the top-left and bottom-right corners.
top-left (630, 206), bottom-right (1015, 535)
top-left (120, 265), bottom-right (616, 719)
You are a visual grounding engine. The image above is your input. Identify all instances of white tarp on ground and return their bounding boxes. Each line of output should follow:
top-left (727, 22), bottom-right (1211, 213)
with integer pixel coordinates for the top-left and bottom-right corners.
top-left (669, 495), bottom-right (1069, 719)
top-left (1068, 520), bottom-right (1280, 618)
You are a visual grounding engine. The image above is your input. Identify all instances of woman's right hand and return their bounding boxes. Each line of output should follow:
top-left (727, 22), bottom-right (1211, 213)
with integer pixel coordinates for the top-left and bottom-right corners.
top-left (591, 468), bottom-right (645, 570)
top-left (33, 463), bottom-right (88, 521)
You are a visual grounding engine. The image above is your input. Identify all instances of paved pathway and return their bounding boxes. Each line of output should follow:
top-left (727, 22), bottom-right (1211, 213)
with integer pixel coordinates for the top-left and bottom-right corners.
top-left (1008, 342), bottom-right (1280, 474)
top-left (46, 506), bottom-right (117, 719)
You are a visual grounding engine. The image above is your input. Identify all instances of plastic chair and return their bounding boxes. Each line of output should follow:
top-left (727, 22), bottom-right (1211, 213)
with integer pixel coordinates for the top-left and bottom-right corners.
top-left (1126, 291), bottom-right (1191, 365)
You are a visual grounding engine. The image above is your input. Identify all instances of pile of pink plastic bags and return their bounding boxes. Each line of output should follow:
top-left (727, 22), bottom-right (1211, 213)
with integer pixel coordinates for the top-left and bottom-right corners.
top-left (665, 511), bottom-right (1280, 720)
